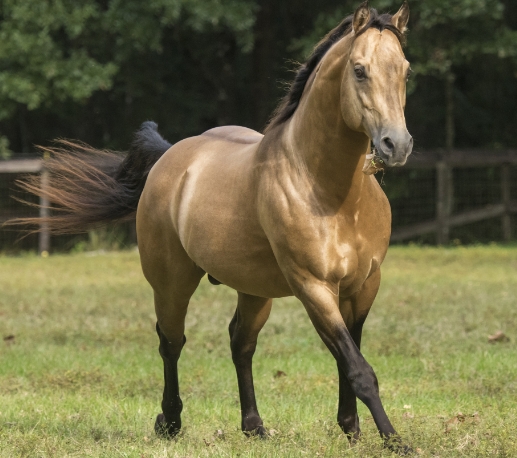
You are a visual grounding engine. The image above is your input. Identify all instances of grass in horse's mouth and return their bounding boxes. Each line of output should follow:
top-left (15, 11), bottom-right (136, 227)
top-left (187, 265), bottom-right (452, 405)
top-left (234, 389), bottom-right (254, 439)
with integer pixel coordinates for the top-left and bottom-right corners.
top-left (363, 147), bottom-right (385, 175)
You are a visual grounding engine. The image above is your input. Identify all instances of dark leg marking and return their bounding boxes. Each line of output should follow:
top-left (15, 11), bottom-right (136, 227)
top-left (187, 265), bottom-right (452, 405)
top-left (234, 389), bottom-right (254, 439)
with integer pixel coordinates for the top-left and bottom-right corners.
top-left (331, 328), bottom-right (412, 455)
top-left (337, 321), bottom-right (364, 442)
top-left (229, 294), bottom-right (272, 438)
top-left (307, 310), bottom-right (410, 455)
top-left (154, 322), bottom-right (186, 438)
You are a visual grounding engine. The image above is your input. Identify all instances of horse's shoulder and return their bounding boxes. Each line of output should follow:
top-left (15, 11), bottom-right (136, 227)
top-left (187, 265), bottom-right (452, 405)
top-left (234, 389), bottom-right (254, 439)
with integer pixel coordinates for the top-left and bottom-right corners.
top-left (201, 126), bottom-right (263, 145)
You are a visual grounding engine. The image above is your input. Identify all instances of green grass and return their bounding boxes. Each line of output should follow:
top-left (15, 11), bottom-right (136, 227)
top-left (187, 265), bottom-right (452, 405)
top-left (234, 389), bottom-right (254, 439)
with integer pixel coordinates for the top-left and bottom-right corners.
top-left (1, 246), bottom-right (516, 457)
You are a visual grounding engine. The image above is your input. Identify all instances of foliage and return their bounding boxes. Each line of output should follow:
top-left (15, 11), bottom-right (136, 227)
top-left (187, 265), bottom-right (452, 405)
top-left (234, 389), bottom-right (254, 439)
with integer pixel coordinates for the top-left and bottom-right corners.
top-left (0, 0), bottom-right (116, 120)
top-left (0, 0), bottom-right (257, 149)
top-left (293, 1), bottom-right (517, 75)
top-left (289, 0), bottom-right (517, 148)
top-left (1, 247), bottom-right (517, 456)
top-left (0, 1), bottom-right (516, 151)
top-left (408, 0), bottom-right (517, 76)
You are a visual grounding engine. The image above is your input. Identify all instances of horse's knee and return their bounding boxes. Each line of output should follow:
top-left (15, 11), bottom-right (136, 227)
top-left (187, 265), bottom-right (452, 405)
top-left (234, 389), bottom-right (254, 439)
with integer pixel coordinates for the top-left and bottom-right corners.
top-left (347, 364), bottom-right (380, 406)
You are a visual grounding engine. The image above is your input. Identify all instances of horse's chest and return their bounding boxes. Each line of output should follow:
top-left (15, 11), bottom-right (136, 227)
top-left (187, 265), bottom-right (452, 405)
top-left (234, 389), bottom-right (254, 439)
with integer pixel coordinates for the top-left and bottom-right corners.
top-left (294, 223), bottom-right (377, 292)
top-left (338, 251), bottom-right (379, 297)
top-left (330, 237), bottom-right (375, 291)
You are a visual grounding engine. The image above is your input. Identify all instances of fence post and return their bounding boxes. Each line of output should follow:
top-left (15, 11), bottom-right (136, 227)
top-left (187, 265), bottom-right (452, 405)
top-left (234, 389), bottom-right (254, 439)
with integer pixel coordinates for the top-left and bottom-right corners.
top-left (38, 165), bottom-right (50, 255)
top-left (501, 163), bottom-right (512, 241)
top-left (436, 161), bottom-right (453, 245)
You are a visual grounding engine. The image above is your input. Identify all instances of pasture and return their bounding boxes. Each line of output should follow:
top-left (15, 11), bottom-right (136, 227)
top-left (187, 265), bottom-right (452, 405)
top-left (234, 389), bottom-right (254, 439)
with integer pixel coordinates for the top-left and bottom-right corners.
top-left (1, 246), bottom-right (516, 457)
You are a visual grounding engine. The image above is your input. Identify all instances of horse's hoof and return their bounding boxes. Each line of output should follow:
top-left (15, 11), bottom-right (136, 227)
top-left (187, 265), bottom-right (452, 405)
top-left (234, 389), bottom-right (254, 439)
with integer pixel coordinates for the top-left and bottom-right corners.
top-left (384, 436), bottom-right (413, 456)
top-left (345, 431), bottom-right (361, 445)
top-left (243, 425), bottom-right (268, 439)
top-left (393, 445), bottom-right (414, 456)
top-left (338, 415), bottom-right (361, 444)
top-left (154, 413), bottom-right (181, 438)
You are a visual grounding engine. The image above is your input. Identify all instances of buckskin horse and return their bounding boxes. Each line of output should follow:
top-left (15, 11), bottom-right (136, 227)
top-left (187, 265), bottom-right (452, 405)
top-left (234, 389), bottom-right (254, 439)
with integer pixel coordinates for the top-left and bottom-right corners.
top-left (13, 1), bottom-right (414, 453)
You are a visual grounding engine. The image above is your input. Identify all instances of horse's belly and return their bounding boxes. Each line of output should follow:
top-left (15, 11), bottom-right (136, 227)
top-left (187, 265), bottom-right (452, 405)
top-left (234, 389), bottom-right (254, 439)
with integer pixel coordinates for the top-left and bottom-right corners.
top-left (201, 247), bottom-right (293, 298)
top-left (183, 216), bottom-right (292, 297)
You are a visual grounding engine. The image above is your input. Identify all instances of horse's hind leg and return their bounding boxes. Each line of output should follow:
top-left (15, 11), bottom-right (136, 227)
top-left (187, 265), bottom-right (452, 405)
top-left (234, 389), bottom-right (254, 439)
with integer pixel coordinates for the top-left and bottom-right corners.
top-left (141, 243), bottom-right (204, 437)
top-left (229, 293), bottom-right (272, 436)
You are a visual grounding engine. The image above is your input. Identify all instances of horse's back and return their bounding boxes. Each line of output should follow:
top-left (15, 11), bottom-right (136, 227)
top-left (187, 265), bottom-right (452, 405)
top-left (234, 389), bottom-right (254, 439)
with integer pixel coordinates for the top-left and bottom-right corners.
top-left (201, 126), bottom-right (263, 145)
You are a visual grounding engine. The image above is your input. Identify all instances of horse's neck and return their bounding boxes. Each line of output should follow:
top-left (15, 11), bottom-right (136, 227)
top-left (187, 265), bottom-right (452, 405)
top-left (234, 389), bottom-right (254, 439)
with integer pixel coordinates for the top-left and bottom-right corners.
top-left (281, 41), bottom-right (370, 210)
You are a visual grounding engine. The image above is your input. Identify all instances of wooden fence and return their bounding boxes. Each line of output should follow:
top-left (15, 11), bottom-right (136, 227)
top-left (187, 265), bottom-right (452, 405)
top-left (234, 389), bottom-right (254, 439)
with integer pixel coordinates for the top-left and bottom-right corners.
top-left (390, 149), bottom-right (517, 243)
top-left (1, 150), bottom-right (516, 253)
top-left (0, 158), bottom-right (49, 254)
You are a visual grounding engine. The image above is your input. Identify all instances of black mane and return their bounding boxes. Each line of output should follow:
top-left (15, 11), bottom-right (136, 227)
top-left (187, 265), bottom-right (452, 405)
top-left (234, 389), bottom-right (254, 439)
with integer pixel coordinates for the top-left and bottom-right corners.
top-left (265, 8), bottom-right (404, 132)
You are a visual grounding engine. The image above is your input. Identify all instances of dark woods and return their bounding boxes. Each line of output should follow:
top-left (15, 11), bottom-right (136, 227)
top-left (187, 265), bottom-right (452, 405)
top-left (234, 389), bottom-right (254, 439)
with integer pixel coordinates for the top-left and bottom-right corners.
top-left (0, 0), bottom-right (516, 153)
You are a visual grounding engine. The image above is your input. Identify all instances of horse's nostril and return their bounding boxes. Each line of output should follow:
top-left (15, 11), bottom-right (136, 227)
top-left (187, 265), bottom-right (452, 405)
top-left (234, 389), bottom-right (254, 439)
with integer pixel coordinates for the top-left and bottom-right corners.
top-left (382, 137), bottom-right (395, 153)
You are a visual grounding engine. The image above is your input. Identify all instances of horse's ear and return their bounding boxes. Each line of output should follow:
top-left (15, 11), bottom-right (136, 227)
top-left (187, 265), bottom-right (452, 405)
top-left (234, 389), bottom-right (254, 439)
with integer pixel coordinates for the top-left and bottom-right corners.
top-left (392, 1), bottom-right (410, 33)
top-left (353, 1), bottom-right (371, 34)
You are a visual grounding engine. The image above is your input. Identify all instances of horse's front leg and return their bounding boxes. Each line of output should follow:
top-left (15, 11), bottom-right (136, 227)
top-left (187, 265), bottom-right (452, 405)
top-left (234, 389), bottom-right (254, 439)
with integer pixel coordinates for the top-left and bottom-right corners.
top-left (294, 279), bottom-right (410, 455)
top-left (336, 270), bottom-right (381, 442)
top-left (229, 292), bottom-right (272, 437)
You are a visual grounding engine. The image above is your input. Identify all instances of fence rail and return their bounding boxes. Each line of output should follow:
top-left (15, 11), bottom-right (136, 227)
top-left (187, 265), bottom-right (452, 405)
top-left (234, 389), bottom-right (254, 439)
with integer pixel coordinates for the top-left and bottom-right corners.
top-left (391, 150), bottom-right (517, 243)
top-left (0, 159), bottom-right (42, 174)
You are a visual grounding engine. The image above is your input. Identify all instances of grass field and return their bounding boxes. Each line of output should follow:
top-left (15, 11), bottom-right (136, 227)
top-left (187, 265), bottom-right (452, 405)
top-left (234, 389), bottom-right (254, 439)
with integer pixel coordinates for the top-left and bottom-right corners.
top-left (1, 246), bottom-right (516, 457)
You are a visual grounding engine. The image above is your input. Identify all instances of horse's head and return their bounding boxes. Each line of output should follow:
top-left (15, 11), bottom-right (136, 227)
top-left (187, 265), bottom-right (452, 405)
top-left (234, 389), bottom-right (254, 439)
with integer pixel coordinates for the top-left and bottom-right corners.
top-left (341, 1), bottom-right (413, 167)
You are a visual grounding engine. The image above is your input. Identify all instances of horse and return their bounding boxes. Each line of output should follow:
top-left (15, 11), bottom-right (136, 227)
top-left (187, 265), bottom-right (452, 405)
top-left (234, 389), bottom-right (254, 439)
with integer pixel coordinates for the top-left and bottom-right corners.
top-left (13, 1), bottom-right (413, 453)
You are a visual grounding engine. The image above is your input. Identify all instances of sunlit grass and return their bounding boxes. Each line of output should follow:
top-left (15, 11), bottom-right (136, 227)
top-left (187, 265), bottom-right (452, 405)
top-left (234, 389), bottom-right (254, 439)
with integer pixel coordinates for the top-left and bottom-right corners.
top-left (1, 246), bottom-right (516, 457)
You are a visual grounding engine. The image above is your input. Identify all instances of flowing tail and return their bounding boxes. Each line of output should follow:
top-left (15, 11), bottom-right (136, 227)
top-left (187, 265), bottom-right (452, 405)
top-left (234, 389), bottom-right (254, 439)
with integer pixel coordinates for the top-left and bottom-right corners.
top-left (7, 121), bottom-right (172, 235)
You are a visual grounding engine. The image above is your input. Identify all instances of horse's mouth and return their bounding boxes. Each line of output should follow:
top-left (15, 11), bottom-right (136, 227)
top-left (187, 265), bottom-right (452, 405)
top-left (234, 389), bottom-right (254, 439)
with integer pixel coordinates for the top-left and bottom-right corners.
top-left (362, 148), bottom-right (386, 175)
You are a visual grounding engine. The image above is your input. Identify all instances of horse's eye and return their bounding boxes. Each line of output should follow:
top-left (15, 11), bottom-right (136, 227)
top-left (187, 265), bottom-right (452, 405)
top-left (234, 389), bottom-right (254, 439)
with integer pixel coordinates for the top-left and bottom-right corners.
top-left (354, 66), bottom-right (366, 80)
top-left (406, 67), bottom-right (413, 81)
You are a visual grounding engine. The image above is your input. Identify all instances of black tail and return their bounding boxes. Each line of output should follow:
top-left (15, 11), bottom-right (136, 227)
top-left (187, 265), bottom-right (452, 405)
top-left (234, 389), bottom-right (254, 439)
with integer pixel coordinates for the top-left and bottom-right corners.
top-left (8, 121), bottom-right (172, 234)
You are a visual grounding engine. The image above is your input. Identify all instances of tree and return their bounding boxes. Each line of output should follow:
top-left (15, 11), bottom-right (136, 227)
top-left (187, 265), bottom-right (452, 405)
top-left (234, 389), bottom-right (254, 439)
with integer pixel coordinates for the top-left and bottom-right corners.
top-left (0, 0), bottom-right (257, 150)
top-left (1, 1), bottom-right (516, 152)
top-left (407, 0), bottom-right (517, 151)
top-left (0, 0), bottom-right (116, 151)
top-left (292, 0), bottom-right (517, 150)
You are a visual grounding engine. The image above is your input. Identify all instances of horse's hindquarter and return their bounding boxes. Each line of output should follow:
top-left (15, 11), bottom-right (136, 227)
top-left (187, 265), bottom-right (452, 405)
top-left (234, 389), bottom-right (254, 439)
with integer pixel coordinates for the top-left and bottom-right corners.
top-left (139, 127), bottom-right (292, 298)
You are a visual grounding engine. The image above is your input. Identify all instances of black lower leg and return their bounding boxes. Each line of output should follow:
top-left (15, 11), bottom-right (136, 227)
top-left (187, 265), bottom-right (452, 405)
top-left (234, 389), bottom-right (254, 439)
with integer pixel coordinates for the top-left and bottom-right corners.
top-left (229, 311), bottom-right (266, 437)
top-left (155, 322), bottom-right (186, 438)
top-left (337, 366), bottom-right (360, 441)
top-left (234, 356), bottom-right (266, 436)
top-left (334, 333), bottom-right (411, 455)
top-left (337, 323), bottom-right (363, 441)
top-left (318, 325), bottom-right (404, 443)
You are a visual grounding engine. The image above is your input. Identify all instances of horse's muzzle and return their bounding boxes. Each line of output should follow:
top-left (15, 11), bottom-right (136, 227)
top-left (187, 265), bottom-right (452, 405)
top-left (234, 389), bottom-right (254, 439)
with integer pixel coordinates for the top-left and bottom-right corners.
top-left (375, 130), bottom-right (413, 167)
